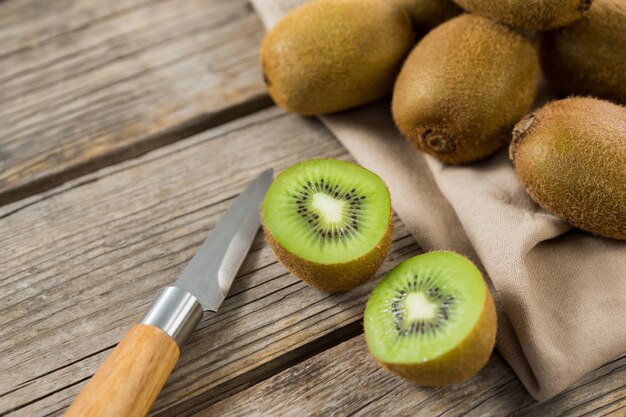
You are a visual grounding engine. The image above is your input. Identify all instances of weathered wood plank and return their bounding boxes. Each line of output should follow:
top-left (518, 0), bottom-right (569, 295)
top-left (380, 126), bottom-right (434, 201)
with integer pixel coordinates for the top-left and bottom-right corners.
top-left (0, 0), bottom-right (269, 204)
top-left (0, 0), bottom-right (146, 57)
top-left (0, 107), bottom-right (421, 416)
top-left (511, 354), bottom-right (626, 417)
top-left (203, 335), bottom-right (626, 417)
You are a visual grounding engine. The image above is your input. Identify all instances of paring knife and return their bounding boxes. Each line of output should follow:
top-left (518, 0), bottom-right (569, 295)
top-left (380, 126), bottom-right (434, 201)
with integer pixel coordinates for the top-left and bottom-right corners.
top-left (65, 169), bottom-right (273, 417)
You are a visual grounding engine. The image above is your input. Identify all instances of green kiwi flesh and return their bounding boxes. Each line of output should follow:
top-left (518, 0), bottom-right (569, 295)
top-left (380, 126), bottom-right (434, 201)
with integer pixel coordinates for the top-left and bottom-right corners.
top-left (540, 0), bottom-right (626, 105)
top-left (392, 14), bottom-right (539, 164)
top-left (261, 159), bottom-right (393, 291)
top-left (260, 0), bottom-right (413, 115)
top-left (394, 0), bottom-right (462, 37)
top-left (510, 97), bottom-right (626, 240)
top-left (452, 0), bottom-right (592, 30)
top-left (365, 252), bottom-right (496, 386)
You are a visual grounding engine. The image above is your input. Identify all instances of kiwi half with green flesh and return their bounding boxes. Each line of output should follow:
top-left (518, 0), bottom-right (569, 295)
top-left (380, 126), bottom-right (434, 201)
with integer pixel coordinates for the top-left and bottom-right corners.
top-left (452, 0), bottom-right (592, 30)
top-left (510, 97), bottom-right (626, 240)
top-left (392, 14), bottom-right (539, 164)
top-left (260, 0), bottom-right (413, 116)
top-left (394, 0), bottom-right (462, 37)
top-left (262, 159), bottom-right (393, 292)
top-left (540, 0), bottom-right (626, 105)
top-left (365, 252), bottom-right (496, 386)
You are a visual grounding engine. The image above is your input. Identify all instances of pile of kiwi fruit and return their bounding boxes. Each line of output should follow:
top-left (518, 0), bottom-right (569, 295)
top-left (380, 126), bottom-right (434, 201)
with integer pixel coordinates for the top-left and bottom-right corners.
top-left (259, 0), bottom-right (625, 386)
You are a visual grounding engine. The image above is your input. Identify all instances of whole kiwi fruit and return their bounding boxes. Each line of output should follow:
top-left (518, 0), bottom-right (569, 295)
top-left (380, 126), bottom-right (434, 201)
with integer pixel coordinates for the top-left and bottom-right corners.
top-left (540, 0), bottom-right (626, 105)
top-left (452, 0), bottom-right (592, 30)
top-left (260, 0), bottom-right (414, 115)
top-left (510, 97), bottom-right (626, 240)
top-left (392, 14), bottom-right (539, 164)
top-left (394, 0), bottom-right (462, 36)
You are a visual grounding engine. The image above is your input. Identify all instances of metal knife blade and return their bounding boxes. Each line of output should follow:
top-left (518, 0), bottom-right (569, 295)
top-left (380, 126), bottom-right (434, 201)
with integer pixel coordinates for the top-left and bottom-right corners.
top-left (175, 168), bottom-right (273, 312)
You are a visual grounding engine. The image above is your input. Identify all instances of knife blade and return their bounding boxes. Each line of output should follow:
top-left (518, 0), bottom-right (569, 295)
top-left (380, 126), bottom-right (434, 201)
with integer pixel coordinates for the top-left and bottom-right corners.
top-left (64, 168), bottom-right (273, 417)
top-left (176, 167), bottom-right (273, 312)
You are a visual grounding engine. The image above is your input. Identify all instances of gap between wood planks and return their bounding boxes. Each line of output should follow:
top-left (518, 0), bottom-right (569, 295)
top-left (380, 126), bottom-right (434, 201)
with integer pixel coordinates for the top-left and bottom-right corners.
top-left (0, 0), bottom-right (272, 206)
top-left (152, 320), bottom-right (366, 416)
top-left (0, 94), bottom-right (273, 206)
top-left (200, 337), bottom-right (625, 417)
top-left (0, 309), bottom-right (361, 417)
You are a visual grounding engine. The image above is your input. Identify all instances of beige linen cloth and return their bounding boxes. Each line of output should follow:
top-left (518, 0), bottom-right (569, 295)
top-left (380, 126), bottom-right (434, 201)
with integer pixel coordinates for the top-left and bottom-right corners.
top-left (251, 0), bottom-right (626, 400)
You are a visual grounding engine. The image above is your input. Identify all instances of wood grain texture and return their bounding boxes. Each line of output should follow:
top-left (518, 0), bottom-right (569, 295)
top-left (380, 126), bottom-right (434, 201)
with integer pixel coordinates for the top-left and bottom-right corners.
top-left (0, 108), bottom-right (420, 416)
top-left (4, 105), bottom-right (620, 416)
top-left (1, 2), bottom-right (622, 415)
top-left (204, 335), bottom-right (626, 417)
top-left (0, 0), bottom-right (269, 204)
top-left (64, 324), bottom-right (179, 417)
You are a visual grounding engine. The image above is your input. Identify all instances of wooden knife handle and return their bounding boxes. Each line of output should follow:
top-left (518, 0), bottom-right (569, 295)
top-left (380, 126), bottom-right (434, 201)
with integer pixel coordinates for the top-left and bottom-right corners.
top-left (64, 324), bottom-right (180, 417)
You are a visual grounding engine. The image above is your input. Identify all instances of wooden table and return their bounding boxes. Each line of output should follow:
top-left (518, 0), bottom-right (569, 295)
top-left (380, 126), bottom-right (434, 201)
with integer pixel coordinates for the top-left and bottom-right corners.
top-left (0, 1), bottom-right (624, 416)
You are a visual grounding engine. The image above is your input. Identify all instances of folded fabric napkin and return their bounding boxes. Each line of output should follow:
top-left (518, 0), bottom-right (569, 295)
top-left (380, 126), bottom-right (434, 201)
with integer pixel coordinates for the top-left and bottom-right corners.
top-left (250, 0), bottom-right (626, 400)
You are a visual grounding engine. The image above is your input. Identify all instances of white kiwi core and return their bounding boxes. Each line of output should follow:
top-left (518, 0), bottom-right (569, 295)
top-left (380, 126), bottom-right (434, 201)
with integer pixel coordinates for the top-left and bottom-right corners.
top-left (312, 193), bottom-right (345, 223)
top-left (405, 292), bottom-right (438, 321)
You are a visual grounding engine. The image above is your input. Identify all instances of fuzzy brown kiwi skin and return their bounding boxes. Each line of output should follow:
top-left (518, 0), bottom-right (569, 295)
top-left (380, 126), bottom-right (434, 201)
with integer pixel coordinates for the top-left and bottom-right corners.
top-left (260, 0), bottom-right (413, 116)
top-left (452, 0), bottom-right (592, 30)
top-left (262, 211), bottom-right (394, 292)
top-left (371, 277), bottom-right (497, 386)
top-left (540, 0), bottom-right (626, 105)
top-left (392, 14), bottom-right (539, 165)
top-left (510, 97), bottom-right (626, 240)
top-left (394, 0), bottom-right (462, 37)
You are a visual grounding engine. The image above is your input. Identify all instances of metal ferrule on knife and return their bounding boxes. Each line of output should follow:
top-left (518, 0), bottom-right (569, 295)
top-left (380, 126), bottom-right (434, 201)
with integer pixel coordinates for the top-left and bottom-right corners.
top-left (141, 286), bottom-right (203, 347)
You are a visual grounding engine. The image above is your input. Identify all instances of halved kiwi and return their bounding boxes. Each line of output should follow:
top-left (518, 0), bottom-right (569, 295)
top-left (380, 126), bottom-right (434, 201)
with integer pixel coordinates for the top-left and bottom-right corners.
top-left (261, 159), bottom-right (393, 292)
top-left (364, 252), bottom-right (496, 386)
